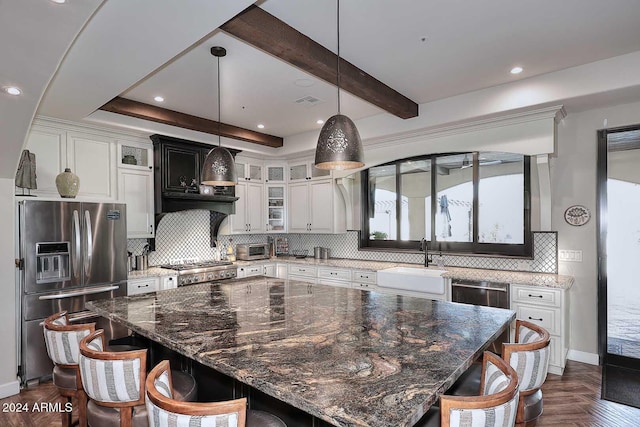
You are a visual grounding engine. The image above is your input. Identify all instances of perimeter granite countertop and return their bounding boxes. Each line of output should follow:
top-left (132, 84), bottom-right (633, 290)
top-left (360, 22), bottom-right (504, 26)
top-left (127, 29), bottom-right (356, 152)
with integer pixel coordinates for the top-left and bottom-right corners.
top-left (87, 277), bottom-right (515, 427)
top-left (127, 267), bottom-right (175, 279)
top-left (236, 257), bottom-right (574, 289)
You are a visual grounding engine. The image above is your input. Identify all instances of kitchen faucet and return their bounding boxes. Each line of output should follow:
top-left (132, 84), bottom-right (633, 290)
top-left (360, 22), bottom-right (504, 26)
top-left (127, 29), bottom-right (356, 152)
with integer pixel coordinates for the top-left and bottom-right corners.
top-left (419, 238), bottom-right (433, 267)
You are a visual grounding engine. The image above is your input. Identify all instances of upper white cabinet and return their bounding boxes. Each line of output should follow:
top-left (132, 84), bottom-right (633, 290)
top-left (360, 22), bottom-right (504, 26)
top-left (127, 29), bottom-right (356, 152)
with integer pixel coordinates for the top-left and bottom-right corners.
top-left (236, 158), bottom-right (263, 182)
top-left (288, 179), bottom-right (342, 233)
top-left (265, 164), bottom-right (286, 183)
top-left (266, 184), bottom-right (286, 232)
top-left (227, 181), bottom-right (266, 234)
top-left (288, 160), bottom-right (331, 182)
top-left (117, 141), bottom-right (155, 238)
top-left (24, 121), bottom-right (136, 201)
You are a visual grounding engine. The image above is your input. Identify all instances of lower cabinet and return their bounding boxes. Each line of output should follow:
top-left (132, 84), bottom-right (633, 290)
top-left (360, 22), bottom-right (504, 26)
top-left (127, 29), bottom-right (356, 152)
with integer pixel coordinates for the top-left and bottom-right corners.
top-left (238, 265), bottom-right (263, 278)
top-left (127, 277), bottom-right (159, 295)
top-left (510, 284), bottom-right (570, 375)
top-left (160, 275), bottom-right (178, 290)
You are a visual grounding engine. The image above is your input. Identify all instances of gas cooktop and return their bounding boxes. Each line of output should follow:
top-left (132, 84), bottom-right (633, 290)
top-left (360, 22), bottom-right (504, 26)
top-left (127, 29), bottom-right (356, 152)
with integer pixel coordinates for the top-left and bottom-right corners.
top-left (158, 260), bottom-right (236, 286)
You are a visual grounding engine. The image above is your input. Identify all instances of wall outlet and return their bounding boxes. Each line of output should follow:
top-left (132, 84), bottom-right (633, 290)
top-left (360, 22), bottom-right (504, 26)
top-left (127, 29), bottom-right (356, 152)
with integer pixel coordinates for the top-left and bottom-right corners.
top-left (559, 249), bottom-right (583, 262)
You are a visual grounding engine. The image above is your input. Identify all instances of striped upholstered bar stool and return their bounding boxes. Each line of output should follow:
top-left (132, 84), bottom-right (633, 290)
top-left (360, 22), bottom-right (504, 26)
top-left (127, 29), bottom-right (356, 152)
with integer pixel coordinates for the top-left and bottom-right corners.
top-left (502, 319), bottom-right (551, 427)
top-left (146, 360), bottom-right (287, 427)
top-left (43, 310), bottom-right (94, 427)
top-left (79, 330), bottom-right (197, 427)
top-left (416, 351), bottom-right (519, 427)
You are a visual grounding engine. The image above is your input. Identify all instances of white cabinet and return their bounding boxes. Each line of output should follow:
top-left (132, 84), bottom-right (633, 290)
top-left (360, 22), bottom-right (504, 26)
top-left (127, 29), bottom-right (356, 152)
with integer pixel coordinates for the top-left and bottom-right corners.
top-left (160, 275), bottom-right (178, 290)
top-left (238, 265), bottom-right (263, 278)
top-left (276, 263), bottom-right (288, 279)
top-left (288, 160), bottom-right (331, 182)
top-left (266, 184), bottom-right (286, 232)
top-left (117, 141), bottom-right (155, 238)
top-left (127, 277), bottom-right (159, 295)
top-left (236, 158), bottom-right (263, 182)
top-left (24, 123), bottom-right (119, 200)
top-left (510, 284), bottom-right (570, 375)
top-left (265, 164), bottom-right (286, 183)
top-left (351, 270), bottom-right (378, 291)
top-left (228, 182), bottom-right (265, 234)
top-left (288, 180), bottom-right (338, 233)
top-left (262, 263), bottom-right (277, 278)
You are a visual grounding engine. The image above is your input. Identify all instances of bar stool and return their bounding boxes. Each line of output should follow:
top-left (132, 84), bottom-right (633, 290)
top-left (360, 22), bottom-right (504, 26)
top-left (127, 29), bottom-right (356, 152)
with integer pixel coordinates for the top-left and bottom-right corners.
top-left (146, 360), bottom-right (287, 427)
top-left (43, 311), bottom-right (94, 427)
top-left (502, 320), bottom-right (551, 427)
top-left (416, 351), bottom-right (519, 427)
top-left (79, 329), bottom-right (197, 427)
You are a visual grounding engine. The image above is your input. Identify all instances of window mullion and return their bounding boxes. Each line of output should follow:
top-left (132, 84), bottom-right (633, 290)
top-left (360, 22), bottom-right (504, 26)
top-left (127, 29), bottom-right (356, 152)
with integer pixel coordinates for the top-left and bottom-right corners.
top-left (472, 152), bottom-right (479, 244)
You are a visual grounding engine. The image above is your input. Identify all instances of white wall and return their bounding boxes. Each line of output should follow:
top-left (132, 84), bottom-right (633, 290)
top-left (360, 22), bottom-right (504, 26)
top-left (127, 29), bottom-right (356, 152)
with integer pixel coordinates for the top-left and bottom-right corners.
top-left (0, 179), bottom-right (19, 398)
top-left (553, 99), bottom-right (640, 359)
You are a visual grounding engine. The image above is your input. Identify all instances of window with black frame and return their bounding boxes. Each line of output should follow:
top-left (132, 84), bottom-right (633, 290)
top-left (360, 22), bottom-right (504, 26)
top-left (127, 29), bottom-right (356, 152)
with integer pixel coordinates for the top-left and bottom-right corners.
top-left (361, 152), bottom-right (531, 256)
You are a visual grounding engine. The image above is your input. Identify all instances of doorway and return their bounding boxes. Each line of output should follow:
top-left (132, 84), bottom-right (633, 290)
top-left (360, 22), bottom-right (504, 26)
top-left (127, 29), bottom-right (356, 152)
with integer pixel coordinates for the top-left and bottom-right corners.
top-left (597, 125), bottom-right (640, 408)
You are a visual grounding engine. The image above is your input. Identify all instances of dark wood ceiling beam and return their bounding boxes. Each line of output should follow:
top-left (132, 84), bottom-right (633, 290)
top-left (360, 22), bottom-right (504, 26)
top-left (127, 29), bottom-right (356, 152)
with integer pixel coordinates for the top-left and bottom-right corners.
top-left (99, 97), bottom-right (283, 148)
top-left (221, 5), bottom-right (418, 119)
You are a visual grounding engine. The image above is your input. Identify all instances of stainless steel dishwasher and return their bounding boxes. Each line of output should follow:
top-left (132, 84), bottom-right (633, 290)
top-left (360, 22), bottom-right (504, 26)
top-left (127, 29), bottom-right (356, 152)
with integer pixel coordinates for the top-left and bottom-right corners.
top-left (451, 280), bottom-right (510, 354)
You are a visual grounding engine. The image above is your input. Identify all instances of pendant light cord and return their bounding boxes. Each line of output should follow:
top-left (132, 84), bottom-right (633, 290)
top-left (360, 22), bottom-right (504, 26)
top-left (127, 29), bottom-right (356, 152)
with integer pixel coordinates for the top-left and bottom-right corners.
top-left (217, 55), bottom-right (221, 147)
top-left (336, 0), bottom-right (341, 115)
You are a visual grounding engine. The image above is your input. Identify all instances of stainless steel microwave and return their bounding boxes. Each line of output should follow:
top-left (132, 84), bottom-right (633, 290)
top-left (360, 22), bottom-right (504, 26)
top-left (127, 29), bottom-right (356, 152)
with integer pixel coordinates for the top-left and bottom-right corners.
top-left (236, 243), bottom-right (270, 260)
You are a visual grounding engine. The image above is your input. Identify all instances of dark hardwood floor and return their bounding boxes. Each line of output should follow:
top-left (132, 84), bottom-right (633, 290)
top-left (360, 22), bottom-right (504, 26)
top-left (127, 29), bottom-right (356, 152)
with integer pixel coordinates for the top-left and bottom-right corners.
top-left (1, 360), bottom-right (639, 426)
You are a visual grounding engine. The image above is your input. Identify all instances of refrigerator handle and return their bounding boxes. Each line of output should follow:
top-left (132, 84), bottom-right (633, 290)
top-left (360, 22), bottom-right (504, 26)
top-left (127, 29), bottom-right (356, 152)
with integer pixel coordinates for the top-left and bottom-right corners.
top-left (84, 210), bottom-right (93, 276)
top-left (72, 210), bottom-right (81, 277)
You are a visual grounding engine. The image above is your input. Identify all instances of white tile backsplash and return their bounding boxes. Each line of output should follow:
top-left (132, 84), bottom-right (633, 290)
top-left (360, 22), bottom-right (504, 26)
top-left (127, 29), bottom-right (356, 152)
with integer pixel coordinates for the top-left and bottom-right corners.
top-left (128, 210), bottom-right (558, 273)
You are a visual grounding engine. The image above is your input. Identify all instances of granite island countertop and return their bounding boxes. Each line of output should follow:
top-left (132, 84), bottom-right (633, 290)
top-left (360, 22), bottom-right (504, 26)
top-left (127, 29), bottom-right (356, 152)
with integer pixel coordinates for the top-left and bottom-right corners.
top-left (87, 277), bottom-right (515, 427)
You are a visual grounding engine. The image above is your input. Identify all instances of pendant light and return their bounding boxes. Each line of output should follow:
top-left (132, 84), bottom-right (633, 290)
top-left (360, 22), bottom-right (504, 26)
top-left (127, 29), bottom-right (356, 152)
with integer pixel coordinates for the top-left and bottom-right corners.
top-left (201, 46), bottom-right (237, 186)
top-left (314, 0), bottom-right (364, 170)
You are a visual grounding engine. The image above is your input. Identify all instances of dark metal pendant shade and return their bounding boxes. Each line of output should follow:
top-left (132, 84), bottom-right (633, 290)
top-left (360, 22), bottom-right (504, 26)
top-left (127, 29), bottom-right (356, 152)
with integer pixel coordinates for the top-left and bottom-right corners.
top-left (315, 114), bottom-right (364, 170)
top-left (202, 146), bottom-right (237, 186)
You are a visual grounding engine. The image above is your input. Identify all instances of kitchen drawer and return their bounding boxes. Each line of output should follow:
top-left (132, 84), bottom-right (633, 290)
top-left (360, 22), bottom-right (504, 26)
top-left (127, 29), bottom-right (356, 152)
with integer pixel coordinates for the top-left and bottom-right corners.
top-left (160, 275), bottom-right (177, 290)
top-left (352, 270), bottom-right (376, 284)
top-left (511, 303), bottom-right (560, 336)
top-left (511, 285), bottom-right (560, 308)
top-left (241, 265), bottom-right (263, 277)
top-left (317, 277), bottom-right (351, 288)
top-left (318, 267), bottom-right (351, 281)
top-left (127, 277), bottom-right (158, 295)
top-left (352, 282), bottom-right (378, 291)
top-left (288, 274), bottom-right (317, 284)
top-left (288, 265), bottom-right (317, 277)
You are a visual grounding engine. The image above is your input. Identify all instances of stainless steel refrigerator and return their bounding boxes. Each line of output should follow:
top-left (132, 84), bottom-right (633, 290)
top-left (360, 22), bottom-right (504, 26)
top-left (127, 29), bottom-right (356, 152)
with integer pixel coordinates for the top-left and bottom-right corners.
top-left (17, 200), bottom-right (129, 385)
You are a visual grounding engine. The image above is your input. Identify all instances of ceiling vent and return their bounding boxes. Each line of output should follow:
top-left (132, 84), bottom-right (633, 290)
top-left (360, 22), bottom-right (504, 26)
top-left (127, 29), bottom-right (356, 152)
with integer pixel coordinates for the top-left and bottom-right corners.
top-left (295, 95), bottom-right (324, 107)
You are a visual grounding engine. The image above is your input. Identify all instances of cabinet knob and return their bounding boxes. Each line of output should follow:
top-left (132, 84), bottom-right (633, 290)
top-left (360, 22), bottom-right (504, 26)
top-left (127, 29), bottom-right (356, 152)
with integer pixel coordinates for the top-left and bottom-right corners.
top-left (148, 166), bottom-right (152, 170)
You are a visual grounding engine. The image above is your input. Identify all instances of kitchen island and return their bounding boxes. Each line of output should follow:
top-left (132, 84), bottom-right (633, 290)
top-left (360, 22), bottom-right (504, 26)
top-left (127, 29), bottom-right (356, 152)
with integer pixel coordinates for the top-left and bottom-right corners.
top-left (87, 277), bottom-right (515, 427)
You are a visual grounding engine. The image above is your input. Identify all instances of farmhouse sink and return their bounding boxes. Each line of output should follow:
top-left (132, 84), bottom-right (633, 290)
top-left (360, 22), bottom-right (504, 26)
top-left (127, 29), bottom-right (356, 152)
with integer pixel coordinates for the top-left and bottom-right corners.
top-left (377, 267), bottom-right (446, 294)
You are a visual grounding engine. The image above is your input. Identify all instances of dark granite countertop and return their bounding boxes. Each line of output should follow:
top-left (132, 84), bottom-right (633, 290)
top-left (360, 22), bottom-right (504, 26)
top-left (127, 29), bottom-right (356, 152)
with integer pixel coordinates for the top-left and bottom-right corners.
top-left (87, 277), bottom-right (515, 427)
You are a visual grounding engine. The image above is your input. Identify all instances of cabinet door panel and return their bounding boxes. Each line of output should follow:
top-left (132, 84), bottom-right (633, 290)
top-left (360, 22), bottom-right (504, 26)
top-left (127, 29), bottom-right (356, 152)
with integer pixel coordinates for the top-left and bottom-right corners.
top-left (119, 170), bottom-right (153, 238)
top-left (230, 183), bottom-right (248, 233)
top-left (247, 183), bottom-right (265, 232)
top-left (310, 181), bottom-right (333, 233)
top-left (24, 127), bottom-right (66, 195)
top-left (163, 145), bottom-right (200, 192)
top-left (68, 133), bottom-right (115, 199)
top-left (288, 183), bottom-right (309, 233)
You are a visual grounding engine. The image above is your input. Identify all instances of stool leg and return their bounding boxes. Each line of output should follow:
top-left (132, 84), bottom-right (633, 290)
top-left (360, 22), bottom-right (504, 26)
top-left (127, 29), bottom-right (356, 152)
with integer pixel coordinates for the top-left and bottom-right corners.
top-left (61, 396), bottom-right (72, 427)
top-left (120, 406), bottom-right (133, 427)
top-left (78, 390), bottom-right (88, 427)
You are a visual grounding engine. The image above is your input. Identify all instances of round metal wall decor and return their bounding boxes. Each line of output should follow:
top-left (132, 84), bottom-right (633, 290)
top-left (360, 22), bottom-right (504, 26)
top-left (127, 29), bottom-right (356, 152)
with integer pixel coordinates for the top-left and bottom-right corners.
top-left (564, 205), bottom-right (590, 226)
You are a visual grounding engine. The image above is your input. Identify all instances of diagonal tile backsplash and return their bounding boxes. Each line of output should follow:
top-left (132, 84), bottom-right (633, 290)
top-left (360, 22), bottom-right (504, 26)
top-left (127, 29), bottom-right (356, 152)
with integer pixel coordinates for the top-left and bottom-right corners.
top-left (128, 210), bottom-right (557, 273)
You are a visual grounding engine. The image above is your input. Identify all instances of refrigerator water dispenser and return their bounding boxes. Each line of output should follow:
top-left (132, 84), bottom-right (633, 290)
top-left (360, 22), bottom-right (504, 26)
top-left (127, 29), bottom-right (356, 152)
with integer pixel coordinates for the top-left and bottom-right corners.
top-left (36, 242), bottom-right (70, 283)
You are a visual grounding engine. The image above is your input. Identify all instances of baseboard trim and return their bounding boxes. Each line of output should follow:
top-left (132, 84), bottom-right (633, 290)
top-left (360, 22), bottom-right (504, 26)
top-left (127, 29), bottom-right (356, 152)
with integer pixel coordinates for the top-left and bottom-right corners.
top-left (568, 349), bottom-right (599, 365)
top-left (0, 380), bottom-right (20, 399)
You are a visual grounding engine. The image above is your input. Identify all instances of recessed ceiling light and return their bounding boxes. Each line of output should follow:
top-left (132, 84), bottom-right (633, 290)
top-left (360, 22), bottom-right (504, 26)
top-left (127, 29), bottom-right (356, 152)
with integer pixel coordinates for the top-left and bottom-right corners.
top-left (316, 120), bottom-right (324, 125)
top-left (257, 124), bottom-right (265, 129)
top-left (4, 86), bottom-right (22, 96)
top-left (50, 0), bottom-right (66, 3)
top-left (154, 96), bottom-right (164, 102)
top-left (510, 66), bottom-right (523, 75)
top-left (294, 78), bottom-right (314, 87)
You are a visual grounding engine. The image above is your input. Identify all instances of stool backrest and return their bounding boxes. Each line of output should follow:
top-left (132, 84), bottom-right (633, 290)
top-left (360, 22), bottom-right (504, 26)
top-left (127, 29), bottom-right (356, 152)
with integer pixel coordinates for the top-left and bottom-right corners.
top-left (43, 311), bottom-right (95, 368)
top-left (146, 360), bottom-right (247, 427)
top-left (441, 351), bottom-right (519, 427)
top-left (502, 319), bottom-right (551, 392)
top-left (79, 329), bottom-right (147, 408)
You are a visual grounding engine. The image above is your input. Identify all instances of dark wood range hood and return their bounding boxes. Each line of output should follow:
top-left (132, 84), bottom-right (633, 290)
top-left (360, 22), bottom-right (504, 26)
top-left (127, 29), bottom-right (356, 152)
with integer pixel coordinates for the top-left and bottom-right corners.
top-left (151, 134), bottom-right (241, 246)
